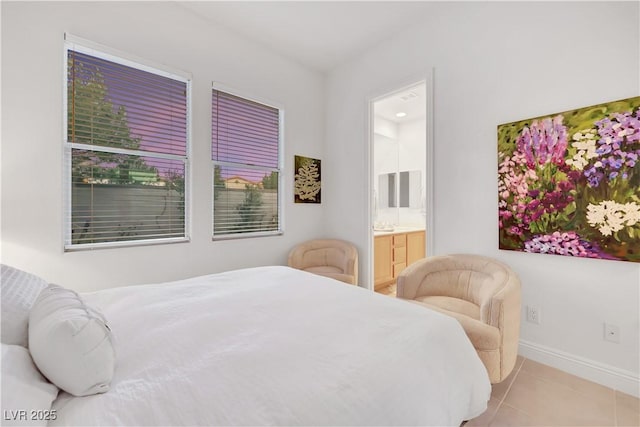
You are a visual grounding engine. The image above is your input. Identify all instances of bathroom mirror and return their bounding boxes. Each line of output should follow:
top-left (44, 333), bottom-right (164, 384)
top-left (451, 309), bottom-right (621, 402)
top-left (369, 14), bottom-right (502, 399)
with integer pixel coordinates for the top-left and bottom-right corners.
top-left (378, 173), bottom-right (397, 208)
top-left (399, 170), bottom-right (421, 208)
top-left (379, 171), bottom-right (421, 208)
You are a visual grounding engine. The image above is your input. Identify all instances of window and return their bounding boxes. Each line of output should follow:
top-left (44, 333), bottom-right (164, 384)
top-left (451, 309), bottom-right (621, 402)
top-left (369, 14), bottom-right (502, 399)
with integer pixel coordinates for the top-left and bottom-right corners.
top-left (212, 89), bottom-right (282, 238)
top-left (64, 37), bottom-right (191, 250)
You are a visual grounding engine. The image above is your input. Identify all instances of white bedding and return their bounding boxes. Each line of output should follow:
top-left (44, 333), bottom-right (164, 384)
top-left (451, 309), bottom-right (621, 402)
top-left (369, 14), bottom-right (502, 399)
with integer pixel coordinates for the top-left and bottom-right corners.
top-left (50, 266), bottom-right (490, 426)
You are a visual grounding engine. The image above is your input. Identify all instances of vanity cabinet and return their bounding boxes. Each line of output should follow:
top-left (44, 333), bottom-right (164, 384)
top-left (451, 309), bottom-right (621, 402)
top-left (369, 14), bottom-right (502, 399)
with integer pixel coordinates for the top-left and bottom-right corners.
top-left (406, 231), bottom-right (426, 266)
top-left (374, 230), bottom-right (425, 290)
top-left (374, 235), bottom-right (393, 287)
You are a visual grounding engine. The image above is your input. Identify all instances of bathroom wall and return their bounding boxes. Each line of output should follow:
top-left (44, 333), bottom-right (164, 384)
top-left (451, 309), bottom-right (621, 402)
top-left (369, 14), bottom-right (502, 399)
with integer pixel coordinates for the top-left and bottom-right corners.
top-left (373, 116), bottom-right (426, 227)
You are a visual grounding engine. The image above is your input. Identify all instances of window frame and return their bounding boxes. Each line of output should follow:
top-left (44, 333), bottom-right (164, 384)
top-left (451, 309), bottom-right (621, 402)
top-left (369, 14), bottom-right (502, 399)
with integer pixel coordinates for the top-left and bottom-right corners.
top-left (211, 83), bottom-right (284, 240)
top-left (63, 34), bottom-right (192, 251)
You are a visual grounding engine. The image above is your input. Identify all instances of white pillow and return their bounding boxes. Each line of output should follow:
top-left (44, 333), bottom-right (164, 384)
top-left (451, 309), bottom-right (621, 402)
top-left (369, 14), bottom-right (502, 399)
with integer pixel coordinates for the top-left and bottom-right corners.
top-left (1, 265), bottom-right (48, 347)
top-left (1, 344), bottom-right (59, 426)
top-left (28, 285), bottom-right (116, 397)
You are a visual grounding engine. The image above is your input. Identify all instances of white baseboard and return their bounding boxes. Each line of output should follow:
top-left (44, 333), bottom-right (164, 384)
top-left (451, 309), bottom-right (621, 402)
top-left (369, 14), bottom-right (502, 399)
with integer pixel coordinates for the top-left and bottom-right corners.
top-left (519, 339), bottom-right (640, 398)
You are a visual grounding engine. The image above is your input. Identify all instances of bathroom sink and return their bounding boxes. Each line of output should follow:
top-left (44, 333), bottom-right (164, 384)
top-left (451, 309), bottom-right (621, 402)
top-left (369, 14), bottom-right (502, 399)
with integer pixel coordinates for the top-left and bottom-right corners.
top-left (373, 225), bottom-right (395, 232)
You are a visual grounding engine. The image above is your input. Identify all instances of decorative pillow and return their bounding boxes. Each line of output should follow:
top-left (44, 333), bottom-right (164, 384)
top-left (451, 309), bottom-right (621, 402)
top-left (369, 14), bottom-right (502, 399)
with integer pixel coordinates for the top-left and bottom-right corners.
top-left (1, 344), bottom-right (59, 426)
top-left (29, 285), bottom-right (116, 397)
top-left (1, 264), bottom-right (48, 347)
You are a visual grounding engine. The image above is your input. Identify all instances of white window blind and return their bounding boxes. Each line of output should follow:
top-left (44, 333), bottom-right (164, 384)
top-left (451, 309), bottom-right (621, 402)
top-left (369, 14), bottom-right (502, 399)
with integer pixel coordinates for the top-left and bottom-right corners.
top-left (65, 42), bottom-right (190, 250)
top-left (212, 89), bottom-right (282, 238)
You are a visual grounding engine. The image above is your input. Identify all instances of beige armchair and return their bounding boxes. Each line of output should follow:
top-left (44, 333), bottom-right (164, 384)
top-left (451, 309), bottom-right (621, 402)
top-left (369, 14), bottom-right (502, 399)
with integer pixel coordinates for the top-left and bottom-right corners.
top-left (288, 239), bottom-right (358, 285)
top-left (397, 254), bottom-right (521, 383)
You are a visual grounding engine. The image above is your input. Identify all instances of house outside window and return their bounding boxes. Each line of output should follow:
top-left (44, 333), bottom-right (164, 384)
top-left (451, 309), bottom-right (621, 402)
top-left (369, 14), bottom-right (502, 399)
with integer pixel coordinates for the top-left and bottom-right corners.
top-left (64, 36), bottom-right (191, 250)
top-left (211, 88), bottom-right (283, 238)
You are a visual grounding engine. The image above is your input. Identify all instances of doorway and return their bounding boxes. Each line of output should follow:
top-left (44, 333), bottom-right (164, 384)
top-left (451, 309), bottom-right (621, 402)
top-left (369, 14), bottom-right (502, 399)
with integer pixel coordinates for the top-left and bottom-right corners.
top-left (368, 79), bottom-right (433, 295)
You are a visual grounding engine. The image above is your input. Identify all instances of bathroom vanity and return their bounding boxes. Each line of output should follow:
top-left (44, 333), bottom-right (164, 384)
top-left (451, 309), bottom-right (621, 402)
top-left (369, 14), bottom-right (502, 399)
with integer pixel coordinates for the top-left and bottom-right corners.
top-left (373, 228), bottom-right (425, 290)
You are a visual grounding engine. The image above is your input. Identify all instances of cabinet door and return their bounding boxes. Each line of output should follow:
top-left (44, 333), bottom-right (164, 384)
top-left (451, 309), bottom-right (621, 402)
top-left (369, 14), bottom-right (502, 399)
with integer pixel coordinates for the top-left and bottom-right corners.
top-left (393, 233), bottom-right (407, 247)
top-left (393, 262), bottom-right (407, 278)
top-left (407, 231), bottom-right (426, 266)
top-left (374, 235), bottom-right (393, 288)
top-left (393, 246), bottom-right (407, 264)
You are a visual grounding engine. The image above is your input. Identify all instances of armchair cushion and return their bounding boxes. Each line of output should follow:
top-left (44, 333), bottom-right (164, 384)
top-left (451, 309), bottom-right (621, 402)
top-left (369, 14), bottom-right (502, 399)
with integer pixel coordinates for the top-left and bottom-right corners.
top-left (305, 266), bottom-right (343, 275)
top-left (415, 295), bottom-right (480, 320)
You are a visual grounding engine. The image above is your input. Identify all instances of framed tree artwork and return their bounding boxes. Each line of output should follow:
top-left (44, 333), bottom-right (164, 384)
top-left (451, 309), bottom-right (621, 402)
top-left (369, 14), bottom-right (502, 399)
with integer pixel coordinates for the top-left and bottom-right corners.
top-left (294, 155), bottom-right (321, 204)
top-left (498, 96), bottom-right (640, 263)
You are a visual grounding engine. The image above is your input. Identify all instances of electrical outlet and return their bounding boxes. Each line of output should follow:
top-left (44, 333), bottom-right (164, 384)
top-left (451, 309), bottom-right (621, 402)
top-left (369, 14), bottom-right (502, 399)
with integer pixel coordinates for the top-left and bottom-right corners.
top-left (604, 323), bottom-right (620, 343)
top-left (526, 306), bottom-right (541, 324)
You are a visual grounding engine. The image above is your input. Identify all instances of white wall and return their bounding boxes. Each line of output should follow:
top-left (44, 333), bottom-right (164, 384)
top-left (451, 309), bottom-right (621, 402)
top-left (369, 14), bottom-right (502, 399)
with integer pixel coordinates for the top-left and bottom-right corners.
top-left (325, 1), bottom-right (640, 394)
top-left (1, 2), bottom-right (326, 290)
top-left (397, 119), bottom-right (426, 226)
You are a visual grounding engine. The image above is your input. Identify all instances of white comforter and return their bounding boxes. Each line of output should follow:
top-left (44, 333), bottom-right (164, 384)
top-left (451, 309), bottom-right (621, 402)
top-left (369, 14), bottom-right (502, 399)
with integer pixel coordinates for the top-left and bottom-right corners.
top-left (51, 266), bottom-right (490, 426)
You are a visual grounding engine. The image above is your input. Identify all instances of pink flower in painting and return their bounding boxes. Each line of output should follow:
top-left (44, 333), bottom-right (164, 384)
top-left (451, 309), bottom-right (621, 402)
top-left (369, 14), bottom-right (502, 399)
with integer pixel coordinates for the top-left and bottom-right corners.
top-left (510, 226), bottom-right (523, 236)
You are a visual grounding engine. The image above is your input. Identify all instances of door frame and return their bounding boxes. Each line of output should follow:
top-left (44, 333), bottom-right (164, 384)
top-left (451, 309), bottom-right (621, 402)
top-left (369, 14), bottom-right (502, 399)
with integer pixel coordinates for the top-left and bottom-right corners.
top-left (365, 71), bottom-right (435, 291)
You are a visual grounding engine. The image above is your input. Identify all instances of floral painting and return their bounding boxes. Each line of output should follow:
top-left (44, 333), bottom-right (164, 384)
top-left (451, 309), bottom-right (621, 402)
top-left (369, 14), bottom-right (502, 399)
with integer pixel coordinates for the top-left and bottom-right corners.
top-left (294, 155), bottom-right (321, 204)
top-left (498, 96), bottom-right (640, 262)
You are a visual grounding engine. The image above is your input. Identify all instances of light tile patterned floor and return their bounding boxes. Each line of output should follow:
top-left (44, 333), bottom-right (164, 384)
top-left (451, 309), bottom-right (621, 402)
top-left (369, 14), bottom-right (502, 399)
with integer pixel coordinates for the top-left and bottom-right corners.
top-left (467, 356), bottom-right (640, 426)
top-left (375, 287), bottom-right (640, 426)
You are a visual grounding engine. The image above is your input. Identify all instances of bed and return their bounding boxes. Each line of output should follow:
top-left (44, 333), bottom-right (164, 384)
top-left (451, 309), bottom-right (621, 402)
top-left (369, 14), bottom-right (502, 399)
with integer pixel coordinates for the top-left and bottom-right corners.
top-left (6, 265), bottom-right (490, 426)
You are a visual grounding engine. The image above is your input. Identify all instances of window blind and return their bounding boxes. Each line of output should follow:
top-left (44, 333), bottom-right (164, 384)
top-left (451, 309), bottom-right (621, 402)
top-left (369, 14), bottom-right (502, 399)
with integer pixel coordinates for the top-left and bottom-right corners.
top-left (212, 90), bottom-right (281, 237)
top-left (65, 45), bottom-right (190, 249)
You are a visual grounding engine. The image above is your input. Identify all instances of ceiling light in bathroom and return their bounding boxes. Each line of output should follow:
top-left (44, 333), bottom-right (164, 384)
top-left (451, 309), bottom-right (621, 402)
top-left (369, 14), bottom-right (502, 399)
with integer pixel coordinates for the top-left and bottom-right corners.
top-left (396, 112), bottom-right (407, 118)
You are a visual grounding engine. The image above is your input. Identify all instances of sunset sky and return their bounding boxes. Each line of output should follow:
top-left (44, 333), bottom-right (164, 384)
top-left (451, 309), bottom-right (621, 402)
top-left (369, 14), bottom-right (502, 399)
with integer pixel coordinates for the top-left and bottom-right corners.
top-left (70, 50), bottom-right (278, 184)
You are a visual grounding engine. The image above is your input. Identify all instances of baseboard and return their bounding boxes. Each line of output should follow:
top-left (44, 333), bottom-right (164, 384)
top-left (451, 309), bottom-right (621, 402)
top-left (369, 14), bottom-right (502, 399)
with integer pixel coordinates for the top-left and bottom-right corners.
top-left (519, 339), bottom-right (640, 398)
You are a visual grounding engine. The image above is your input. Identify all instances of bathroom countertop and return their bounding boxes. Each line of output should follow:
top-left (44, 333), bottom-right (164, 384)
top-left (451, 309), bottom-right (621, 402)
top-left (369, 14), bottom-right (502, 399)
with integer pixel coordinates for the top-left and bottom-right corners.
top-left (373, 226), bottom-right (425, 237)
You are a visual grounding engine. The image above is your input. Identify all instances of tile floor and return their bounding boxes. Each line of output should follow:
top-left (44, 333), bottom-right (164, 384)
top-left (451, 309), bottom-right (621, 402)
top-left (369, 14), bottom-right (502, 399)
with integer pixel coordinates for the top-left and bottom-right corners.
top-left (466, 356), bottom-right (639, 426)
top-left (376, 284), bottom-right (640, 426)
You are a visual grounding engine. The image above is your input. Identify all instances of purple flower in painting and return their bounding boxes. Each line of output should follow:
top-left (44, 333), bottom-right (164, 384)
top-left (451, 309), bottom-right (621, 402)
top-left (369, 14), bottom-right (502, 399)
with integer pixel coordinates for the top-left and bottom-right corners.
top-left (541, 191), bottom-right (566, 209)
top-left (524, 231), bottom-right (617, 260)
top-left (528, 189), bottom-right (540, 198)
top-left (516, 115), bottom-right (568, 168)
top-left (582, 108), bottom-right (640, 187)
top-left (557, 180), bottom-right (573, 192)
top-left (584, 165), bottom-right (605, 187)
top-left (608, 157), bottom-right (624, 170)
top-left (530, 208), bottom-right (545, 222)
top-left (567, 170), bottom-right (581, 181)
top-left (527, 199), bottom-right (541, 210)
top-left (587, 174), bottom-right (601, 187)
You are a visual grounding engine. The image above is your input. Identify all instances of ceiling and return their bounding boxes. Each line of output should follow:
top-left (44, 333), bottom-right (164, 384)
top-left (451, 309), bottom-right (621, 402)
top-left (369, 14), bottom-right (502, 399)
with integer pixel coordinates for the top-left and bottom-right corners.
top-left (374, 82), bottom-right (426, 124)
top-left (177, 1), bottom-right (436, 72)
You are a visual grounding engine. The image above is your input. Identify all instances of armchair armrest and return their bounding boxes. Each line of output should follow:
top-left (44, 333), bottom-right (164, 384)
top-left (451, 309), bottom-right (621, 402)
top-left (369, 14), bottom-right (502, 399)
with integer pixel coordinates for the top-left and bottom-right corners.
top-left (397, 255), bottom-right (466, 300)
top-left (485, 273), bottom-right (521, 379)
top-left (397, 258), bottom-right (435, 299)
